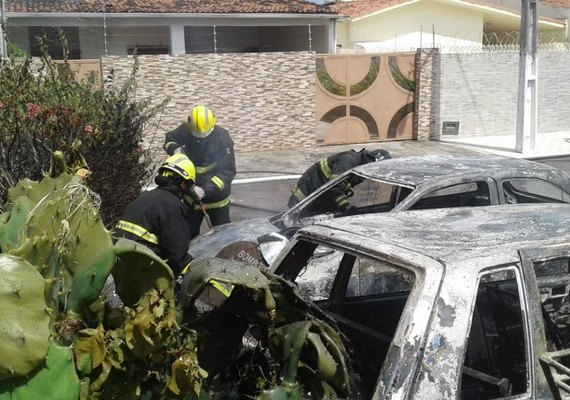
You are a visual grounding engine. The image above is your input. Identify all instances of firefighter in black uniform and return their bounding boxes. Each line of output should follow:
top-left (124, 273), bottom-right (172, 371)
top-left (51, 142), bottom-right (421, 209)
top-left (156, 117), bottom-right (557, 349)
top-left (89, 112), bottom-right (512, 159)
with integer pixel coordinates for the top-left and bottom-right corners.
top-left (164, 105), bottom-right (236, 238)
top-left (115, 154), bottom-right (196, 277)
top-left (287, 148), bottom-right (391, 210)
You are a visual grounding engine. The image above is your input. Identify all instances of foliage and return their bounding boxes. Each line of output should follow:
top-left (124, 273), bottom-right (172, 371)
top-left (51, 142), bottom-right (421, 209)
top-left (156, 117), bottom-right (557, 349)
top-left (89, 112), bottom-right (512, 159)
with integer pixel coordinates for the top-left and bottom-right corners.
top-left (0, 164), bottom-right (352, 399)
top-left (0, 33), bottom-right (167, 226)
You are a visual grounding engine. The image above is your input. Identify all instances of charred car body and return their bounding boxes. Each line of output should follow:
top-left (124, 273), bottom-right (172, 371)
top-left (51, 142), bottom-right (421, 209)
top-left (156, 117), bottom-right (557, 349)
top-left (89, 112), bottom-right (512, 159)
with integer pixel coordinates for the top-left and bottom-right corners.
top-left (188, 154), bottom-right (570, 266)
top-left (267, 203), bottom-right (570, 399)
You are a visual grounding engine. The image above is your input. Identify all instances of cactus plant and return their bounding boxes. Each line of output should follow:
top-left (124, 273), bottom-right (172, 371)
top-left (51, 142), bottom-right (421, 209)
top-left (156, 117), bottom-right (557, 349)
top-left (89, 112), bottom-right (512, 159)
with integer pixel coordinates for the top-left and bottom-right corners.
top-left (9, 176), bottom-right (115, 314)
top-left (0, 342), bottom-right (80, 400)
top-left (0, 254), bottom-right (50, 380)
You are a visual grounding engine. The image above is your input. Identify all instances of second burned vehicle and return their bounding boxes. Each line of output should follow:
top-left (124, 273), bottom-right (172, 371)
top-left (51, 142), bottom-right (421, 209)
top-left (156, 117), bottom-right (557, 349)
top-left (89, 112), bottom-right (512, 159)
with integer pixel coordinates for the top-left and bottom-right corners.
top-left (188, 154), bottom-right (570, 266)
top-left (269, 203), bottom-right (570, 399)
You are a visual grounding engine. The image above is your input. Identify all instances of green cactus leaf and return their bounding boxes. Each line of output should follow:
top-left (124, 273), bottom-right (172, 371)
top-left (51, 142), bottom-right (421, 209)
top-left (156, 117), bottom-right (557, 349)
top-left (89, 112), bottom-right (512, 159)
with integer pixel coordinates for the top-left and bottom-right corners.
top-left (12, 179), bottom-right (115, 313)
top-left (0, 342), bottom-right (80, 400)
top-left (112, 238), bottom-right (174, 307)
top-left (0, 254), bottom-right (50, 380)
top-left (7, 175), bottom-right (74, 208)
top-left (0, 197), bottom-right (34, 253)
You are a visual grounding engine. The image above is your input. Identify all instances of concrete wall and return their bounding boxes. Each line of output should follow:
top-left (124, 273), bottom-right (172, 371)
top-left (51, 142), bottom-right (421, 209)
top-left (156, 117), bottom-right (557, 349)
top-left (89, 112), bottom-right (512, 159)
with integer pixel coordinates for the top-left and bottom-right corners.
top-left (436, 51), bottom-right (570, 139)
top-left (102, 52), bottom-right (316, 154)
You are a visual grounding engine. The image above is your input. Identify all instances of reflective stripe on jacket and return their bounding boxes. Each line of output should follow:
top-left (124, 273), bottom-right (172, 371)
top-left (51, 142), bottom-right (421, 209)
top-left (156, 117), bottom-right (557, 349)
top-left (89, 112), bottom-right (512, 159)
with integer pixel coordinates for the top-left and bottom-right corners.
top-left (115, 186), bottom-right (193, 275)
top-left (164, 123), bottom-right (236, 207)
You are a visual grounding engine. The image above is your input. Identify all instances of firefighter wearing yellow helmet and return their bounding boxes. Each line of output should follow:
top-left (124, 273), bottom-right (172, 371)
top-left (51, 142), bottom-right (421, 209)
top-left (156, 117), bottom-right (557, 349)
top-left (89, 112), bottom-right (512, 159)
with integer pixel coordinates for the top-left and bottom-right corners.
top-left (115, 154), bottom-right (196, 276)
top-left (164, 105), bottom-right (236, 237)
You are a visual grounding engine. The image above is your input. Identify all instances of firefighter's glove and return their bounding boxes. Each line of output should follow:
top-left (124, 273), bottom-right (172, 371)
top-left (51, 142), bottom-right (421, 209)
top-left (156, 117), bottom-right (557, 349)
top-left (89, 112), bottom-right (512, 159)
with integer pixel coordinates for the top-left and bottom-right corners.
top-left (193, 186), bottom-right (205, 200)
top-left (173, 147), bottom-right (183, 155)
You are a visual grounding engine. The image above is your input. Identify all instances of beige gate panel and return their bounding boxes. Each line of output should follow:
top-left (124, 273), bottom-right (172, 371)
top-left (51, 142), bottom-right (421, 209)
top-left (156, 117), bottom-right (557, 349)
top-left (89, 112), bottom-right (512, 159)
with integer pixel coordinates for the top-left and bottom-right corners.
top-left (54, 59), bottom-right (102, 86)
top-left (316, 53), bottom-right (416, 145)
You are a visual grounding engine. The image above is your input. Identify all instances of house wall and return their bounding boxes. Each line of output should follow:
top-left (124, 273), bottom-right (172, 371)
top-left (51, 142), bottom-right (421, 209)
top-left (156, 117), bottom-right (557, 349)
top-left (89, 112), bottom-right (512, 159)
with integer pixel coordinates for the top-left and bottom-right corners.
top-left (436, 51), bottom-right (570, 139)
top-left (101, 52), bottom-right (317, 154)
top-left (483, 0), bottom-right (570, 39)
top-left (5, 15), bottom-right (336, 57)
top-left (340, 0), bottom-right (485, 51)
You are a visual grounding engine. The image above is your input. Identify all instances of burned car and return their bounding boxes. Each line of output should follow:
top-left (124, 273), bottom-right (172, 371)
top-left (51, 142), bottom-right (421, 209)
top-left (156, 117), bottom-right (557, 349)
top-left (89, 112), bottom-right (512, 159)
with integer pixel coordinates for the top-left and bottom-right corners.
top-left (189, 154), bottom-right (570, 266)
top-left (269, 203), bottom-right (570, 399)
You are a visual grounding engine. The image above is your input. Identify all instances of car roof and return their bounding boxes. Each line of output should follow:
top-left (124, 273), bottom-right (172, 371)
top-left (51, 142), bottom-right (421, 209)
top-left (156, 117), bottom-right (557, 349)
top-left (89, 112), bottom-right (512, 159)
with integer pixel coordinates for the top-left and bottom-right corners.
top-left (353, 154), bottom-right (568, 187)
top-left (302, 203), bottom-right (570, 265)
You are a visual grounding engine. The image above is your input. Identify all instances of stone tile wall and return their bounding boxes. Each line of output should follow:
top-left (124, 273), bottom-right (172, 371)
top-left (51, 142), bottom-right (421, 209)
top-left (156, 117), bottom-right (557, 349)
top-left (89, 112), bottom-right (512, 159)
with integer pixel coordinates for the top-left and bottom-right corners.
top-left (413, 48), bottom-right (439, 141)
top-left (436, 51), bottom-right (570, 139)
top-left (101, 52), bottom-right (317, 155)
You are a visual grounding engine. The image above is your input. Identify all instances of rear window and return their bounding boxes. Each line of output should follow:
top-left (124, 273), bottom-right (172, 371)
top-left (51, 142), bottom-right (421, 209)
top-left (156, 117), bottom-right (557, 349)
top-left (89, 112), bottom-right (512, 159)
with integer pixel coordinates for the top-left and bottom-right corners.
top-left (503, 179), bottom-right (570, 204)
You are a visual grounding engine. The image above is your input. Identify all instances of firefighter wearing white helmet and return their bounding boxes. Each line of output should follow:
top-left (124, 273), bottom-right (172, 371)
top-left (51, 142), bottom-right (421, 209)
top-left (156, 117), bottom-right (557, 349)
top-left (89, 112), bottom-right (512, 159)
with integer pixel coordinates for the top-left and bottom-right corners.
top-left (115, 154), bottom-right (196, 276)
top-left (164, 105), bottom-right (236, 237)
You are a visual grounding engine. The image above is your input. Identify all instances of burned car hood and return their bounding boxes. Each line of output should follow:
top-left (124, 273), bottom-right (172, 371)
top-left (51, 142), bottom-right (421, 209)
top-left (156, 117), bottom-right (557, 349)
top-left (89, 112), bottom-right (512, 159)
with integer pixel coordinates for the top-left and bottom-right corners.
top-left (188, 217), bottom-right (280, 260)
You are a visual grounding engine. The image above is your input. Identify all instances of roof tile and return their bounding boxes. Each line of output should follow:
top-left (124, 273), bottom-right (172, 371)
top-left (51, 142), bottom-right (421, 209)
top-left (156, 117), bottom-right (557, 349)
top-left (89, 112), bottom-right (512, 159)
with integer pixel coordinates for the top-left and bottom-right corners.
top-left (7, 0), bottom-right (337, 14)
top-left (328, 0), bottom-right (570, 19)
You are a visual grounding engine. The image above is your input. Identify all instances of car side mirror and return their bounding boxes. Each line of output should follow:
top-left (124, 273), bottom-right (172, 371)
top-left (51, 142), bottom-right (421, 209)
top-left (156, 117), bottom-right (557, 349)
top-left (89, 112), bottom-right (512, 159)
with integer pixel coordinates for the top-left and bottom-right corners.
top-left (258, 232), bottom-right (289, 266)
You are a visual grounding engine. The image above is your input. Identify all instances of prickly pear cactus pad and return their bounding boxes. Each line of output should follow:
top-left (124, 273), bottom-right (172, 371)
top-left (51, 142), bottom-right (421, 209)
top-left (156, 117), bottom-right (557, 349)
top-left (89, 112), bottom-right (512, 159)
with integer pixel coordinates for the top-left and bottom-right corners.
top-left (0, 254), bottom-right (50, 380)
top-left (0, 196), bottom-right (33, 253)
top-left (0, 174), bottom-right (74, 253)
top-left (112, 238), bottom-right (174, 308)
top-left (6, 174), bottom-right (73, 209)
top-left (10, 178), bottom-right (115, 313)
top-left (0, 342), bottom-right (80, 400)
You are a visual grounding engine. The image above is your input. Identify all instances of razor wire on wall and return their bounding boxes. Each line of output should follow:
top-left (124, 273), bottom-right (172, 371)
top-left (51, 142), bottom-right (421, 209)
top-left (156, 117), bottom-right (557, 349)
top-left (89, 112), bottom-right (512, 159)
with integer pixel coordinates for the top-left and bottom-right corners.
top-left (350, 31), bottom-right (570, 54)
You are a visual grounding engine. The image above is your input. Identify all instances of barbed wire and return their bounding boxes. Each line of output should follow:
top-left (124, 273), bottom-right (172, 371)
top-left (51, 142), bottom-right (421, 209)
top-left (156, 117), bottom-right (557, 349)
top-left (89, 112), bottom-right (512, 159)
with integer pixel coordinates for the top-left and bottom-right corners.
top-left (349, 31), bottom-right (570, 54)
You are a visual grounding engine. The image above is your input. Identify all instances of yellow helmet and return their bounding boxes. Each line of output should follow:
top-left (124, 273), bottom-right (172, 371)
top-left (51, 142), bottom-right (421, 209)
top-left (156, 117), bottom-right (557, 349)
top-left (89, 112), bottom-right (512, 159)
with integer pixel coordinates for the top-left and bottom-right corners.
top-left (158, 154), bottom-right (196, 183)
top-left (187, 105), bottom-right (215, 138)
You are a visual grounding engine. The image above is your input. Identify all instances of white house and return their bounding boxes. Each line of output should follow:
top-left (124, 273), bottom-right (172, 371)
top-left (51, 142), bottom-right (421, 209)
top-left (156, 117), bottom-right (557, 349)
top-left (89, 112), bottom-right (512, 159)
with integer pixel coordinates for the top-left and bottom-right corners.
top-left (4, 0), bottom-right (340, 59)
top-left (329, 0), bottom-right (567, 52)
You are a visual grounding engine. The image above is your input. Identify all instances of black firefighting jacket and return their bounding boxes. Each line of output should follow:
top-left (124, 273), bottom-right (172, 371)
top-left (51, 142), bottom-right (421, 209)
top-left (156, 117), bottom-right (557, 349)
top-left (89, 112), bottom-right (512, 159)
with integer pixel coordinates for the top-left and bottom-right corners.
top-left (115, 185), bottom-right (193, 276)
top-left (164, 123), bottom-right (236, 210)
top-left (288, 149), bottom-right (370, 210)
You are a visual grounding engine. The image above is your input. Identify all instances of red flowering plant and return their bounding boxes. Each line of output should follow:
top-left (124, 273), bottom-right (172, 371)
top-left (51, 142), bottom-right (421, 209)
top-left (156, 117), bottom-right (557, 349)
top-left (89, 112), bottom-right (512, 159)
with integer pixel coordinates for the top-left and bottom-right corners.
top-left (0, 35), bottom-right (169, 225)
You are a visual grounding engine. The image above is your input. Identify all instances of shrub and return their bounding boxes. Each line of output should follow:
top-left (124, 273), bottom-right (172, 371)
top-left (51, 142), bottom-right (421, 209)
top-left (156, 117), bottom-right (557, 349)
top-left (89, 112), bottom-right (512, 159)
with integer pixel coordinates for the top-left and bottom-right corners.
top-left (0, 35), bottom-right (168, 226)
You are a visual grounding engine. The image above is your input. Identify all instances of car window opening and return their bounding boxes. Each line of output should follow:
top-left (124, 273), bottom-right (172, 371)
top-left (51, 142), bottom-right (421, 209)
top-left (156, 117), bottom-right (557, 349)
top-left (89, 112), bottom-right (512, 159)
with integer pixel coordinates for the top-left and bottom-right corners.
top-left (461, 268), bottom-right (528, 400)
top-left (533, 257), bottom-right (570, 350)
top-left (297, 174), bottom-right (412, 220)
top-left (410, 181), bottom-right (491, 210)
top-left (502, 179), bottom-right (570, 204)
top-left (277, 241), bottom-right (416, 398)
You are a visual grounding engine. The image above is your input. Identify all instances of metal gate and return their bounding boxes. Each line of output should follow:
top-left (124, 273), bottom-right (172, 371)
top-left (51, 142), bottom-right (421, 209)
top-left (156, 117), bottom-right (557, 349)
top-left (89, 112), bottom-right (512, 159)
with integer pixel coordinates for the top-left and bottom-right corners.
top-left (316, 53), bottom-right (416, 145)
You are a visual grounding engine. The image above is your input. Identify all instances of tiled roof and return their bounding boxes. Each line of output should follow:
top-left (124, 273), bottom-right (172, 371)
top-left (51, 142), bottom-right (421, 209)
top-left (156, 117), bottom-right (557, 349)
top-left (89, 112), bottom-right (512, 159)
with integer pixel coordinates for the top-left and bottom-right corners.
top-left (6, 0), bottom-right (337, 14)
top-left (541, 0), bottom-right (570, 8)
top-left (329, 0), bottom-right (570, 20)
top-left (328, 0), bottom-right (410, 19)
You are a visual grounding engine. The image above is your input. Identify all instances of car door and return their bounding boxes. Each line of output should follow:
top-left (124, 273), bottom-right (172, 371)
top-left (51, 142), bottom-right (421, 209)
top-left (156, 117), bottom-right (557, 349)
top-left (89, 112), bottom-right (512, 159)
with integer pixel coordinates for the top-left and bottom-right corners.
top-left (519, 244), bottom-right (570, 399)
top-left (274, 236), bottom-right (443, 399)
